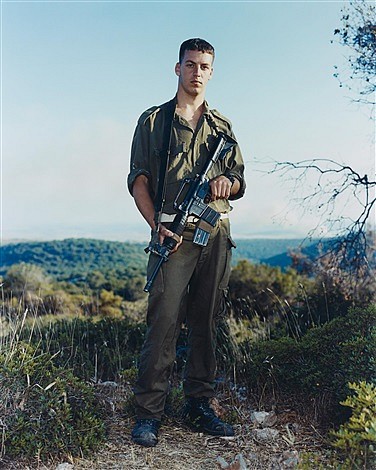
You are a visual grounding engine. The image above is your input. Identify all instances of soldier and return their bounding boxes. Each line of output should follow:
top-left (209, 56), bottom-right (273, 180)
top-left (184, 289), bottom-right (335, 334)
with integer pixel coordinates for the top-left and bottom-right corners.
top-left (127, 38), bottom-right (246, 447)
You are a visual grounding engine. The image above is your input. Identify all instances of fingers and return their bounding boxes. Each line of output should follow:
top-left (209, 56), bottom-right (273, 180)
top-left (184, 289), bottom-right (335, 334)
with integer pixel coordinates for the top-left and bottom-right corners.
top-left (157, 224), bottom-right (173, 244)
top-left (157, 224), bottom-right (183, 253)
top-left (171, 235), bottom-right (183, 253)
top-left (209, 175), bottom-right (232, 200)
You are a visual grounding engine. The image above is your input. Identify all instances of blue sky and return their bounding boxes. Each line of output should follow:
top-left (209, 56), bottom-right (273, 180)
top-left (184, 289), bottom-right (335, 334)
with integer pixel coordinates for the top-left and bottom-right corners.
top-left (2, 0), bottom-right (374, 241)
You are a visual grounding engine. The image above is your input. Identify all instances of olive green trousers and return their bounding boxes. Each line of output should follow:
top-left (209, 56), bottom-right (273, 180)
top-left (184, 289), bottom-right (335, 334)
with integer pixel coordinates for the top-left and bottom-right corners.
top-left (134, 219), bottom-right (234, 420)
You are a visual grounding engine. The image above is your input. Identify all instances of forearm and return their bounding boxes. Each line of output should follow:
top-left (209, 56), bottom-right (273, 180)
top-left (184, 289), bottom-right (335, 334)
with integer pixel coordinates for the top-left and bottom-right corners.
top-left (133, 175), bottom-right (183, 252)
top-left (132, 175), bottom-right (156, 231)
top-left (230, 178), bottom-right (240, 197)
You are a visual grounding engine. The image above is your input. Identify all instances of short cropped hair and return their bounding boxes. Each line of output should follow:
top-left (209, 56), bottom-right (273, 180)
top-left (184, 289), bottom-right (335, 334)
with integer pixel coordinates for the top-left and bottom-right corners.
top-left (179, 38), bottom-right (215, 63)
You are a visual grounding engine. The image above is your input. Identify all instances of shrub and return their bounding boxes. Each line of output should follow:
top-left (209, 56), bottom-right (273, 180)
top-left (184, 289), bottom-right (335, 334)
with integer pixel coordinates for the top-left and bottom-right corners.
top-left (229, 260), bottom-right (305, 321)
top-left (238, 305), bottom-right (376, 422)
top-left (332, 381), bottom-right (376, 469)
top-left (4, 263), bottom-right (53, 299)
top-left (291, 245), bottom-right (376, 329)
top-left (0, 342), bottom-right (105, 459)
top-left (19, 317), bottom-right (146, 381)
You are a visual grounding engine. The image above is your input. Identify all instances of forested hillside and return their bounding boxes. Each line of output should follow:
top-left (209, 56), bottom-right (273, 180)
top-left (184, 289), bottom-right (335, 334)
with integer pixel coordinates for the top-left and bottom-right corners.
top-left (233, 238), bottom-right (320, 266)
top-left (0, 238), bottom-right (147, 280)
top-left (1, 237), bottom-right (319, 279)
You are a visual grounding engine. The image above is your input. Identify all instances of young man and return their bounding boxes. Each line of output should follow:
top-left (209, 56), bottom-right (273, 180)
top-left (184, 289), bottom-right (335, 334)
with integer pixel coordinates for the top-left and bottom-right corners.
top-left (127, 38), bottom-right (246, 447)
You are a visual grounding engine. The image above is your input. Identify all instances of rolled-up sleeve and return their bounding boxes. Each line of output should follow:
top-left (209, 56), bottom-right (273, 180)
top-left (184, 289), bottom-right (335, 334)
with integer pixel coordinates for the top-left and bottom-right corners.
top-left (127, 120), bottom-right (151, 196)
top-left (225, 134), bottom-right (246, 201)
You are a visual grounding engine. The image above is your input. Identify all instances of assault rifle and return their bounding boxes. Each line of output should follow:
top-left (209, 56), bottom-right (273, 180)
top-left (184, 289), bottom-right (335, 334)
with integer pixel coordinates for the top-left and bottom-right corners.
top-left (143, 132), bottom-right (236, 293)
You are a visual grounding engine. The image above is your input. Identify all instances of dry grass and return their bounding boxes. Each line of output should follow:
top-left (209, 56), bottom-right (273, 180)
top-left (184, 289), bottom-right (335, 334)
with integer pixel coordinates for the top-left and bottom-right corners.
top-left (0, 300), bottom-right (334, 470)
top-left (0, 311), bottom-right (336, 470)
top-left (73, 416), bottom-right (327, 470)
top-left (0, 382), bottom-right (333, 469)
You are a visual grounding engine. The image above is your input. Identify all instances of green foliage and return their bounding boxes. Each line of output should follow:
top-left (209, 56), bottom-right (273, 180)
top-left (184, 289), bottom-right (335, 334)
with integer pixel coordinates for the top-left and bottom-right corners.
top-left (99, 289), bottom-right (123, 317)
top-left (40, 289), bottom-right (77, 316)
top-left (2, 238), bottom-right (317, 277)
top-left (332, 381), bottom-right (376, 469)
top-left (1, 239), bottom-right (147, 278)
top-left (297, 452), bottom-right (332, 469)
top-left (5, 263), bottom-right (53, 298)
top-left (18, 317), bottom-right (146, 381)
top-left (230, 260), bottom-right (303, 305)
top-left (165, 385), bottom-right (185, 417)
top-left (1, 239), bottom-right (148, 302)
top-left (120, 365), bottom-right (139, 384)
top-left (0, 238), bottom-right (333, 310)
top-left (225, 313), bottom-right (269, 344)
top-left (0, 342), bottom-right (105, 459)
top-left (238, 306), bottom-right (376, 422)
top-left (229, 255), bottom-right (375, 340)
top-left (291, 246), bottom-right (376, 328)
top-left (229, 259), bottom-right (311, 339)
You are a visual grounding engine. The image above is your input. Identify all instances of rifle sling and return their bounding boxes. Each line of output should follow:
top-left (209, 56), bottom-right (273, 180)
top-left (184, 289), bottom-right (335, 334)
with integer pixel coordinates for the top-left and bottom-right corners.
top-left (154, 97), bottom-right (176, 223)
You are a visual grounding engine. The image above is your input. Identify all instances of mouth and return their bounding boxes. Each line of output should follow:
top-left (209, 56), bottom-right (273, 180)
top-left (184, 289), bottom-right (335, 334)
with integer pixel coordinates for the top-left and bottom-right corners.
top-left (191, 80), bottom-right (202, 86)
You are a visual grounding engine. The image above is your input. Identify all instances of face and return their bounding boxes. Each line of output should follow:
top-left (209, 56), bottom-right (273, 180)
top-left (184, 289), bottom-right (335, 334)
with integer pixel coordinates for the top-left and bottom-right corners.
top-left (175, 49), bottom-right (214, 97)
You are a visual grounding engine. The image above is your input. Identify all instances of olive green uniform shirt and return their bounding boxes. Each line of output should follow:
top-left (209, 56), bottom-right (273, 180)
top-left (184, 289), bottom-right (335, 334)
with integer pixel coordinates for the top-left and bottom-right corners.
top-left (128, 98), bottom-right (246, 215)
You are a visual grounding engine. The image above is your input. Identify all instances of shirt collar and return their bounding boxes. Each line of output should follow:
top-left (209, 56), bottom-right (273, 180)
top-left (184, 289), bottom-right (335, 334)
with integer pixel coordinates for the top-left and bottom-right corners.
top-left (202, 100), bottom-right (210, 115)
top-left (172, 97), bottom-right (210, 116)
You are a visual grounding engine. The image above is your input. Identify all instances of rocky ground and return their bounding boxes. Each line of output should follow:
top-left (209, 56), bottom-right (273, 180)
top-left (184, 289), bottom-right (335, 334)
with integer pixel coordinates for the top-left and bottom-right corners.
top-left (1, 382), bottom-right (334, 470)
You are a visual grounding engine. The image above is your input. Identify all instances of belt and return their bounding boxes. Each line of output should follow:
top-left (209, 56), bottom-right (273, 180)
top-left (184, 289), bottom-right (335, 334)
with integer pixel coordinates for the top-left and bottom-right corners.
top-left (159, 213), bottom-right (229, 224)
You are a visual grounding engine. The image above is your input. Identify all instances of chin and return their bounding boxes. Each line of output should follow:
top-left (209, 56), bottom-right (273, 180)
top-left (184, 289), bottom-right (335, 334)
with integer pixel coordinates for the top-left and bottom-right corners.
top-left (190, 87), bottom-right (201, 95)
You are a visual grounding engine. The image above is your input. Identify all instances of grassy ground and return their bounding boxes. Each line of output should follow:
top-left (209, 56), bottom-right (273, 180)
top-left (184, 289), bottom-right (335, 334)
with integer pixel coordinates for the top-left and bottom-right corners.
top-left (0, 382), bottom-right (334, 470)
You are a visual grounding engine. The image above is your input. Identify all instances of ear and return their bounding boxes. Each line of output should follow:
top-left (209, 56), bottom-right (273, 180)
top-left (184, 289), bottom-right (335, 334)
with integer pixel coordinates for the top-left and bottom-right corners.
top-left (209, 67), bottom-right (214, 80)
top-left (175, 62), bottom-right (181, 76)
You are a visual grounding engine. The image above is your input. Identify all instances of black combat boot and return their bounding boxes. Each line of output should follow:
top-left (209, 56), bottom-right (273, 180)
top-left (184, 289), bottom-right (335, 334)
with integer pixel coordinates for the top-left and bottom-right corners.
top-left (131, 418), bottom-right (161, 447)
top-left (183, 397), bottom-right (234, 436)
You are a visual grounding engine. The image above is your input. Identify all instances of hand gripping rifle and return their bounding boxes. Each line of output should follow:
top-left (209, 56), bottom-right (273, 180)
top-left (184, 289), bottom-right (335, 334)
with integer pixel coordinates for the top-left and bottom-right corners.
top-left (143, 131), bottom-right (237, 293)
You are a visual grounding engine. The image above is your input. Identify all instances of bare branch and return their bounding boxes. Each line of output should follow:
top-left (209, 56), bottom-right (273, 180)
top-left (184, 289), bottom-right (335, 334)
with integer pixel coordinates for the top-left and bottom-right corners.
top-left (265, 158), bottom-right (375, 272)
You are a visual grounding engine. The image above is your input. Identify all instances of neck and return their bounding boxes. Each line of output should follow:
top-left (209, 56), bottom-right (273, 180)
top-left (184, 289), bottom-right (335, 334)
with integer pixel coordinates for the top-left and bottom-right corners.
top-left (176, 88), bottom-right (205, 112)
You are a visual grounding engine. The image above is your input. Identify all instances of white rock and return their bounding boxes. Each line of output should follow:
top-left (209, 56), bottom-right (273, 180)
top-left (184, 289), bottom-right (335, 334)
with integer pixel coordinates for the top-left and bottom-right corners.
top-left (250, 410), bottom-right (277, 427)
top-left (252, 427), bottom-right (279, 441)
top-left (97, 381), bottom-right (118, 387)
top-left (56, 464), bottom-right (74, 470)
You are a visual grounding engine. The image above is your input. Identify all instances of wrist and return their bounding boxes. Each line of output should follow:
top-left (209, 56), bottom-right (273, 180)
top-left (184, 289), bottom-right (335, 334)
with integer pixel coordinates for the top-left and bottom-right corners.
top-left (225, 174), bottom-right (236, 187)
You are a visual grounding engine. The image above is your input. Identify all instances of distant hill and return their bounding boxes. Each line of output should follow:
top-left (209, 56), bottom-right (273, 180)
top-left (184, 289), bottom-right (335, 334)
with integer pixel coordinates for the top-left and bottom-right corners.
top-left (233, 238), bottom-right (316, 267)
top-left (0, 238), bottom-right (147, 281)
top-left (0, 237), bottom-right (322, 280)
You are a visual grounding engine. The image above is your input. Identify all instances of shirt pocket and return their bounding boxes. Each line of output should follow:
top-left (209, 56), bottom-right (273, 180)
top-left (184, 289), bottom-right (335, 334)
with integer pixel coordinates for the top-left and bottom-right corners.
top-left (169, 141), bottom-right (186, 162)
top-left (168, 141), bottom-right (189, 179)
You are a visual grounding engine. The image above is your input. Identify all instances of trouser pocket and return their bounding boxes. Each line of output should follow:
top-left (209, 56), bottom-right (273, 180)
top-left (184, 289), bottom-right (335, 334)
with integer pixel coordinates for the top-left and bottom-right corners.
top-left (218, 234), bottom-right (236, 290)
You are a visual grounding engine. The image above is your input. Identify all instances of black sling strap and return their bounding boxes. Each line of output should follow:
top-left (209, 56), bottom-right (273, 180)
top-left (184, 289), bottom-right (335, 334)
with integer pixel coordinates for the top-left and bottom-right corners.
top-left (154, 97), bottom-right (176, 222)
